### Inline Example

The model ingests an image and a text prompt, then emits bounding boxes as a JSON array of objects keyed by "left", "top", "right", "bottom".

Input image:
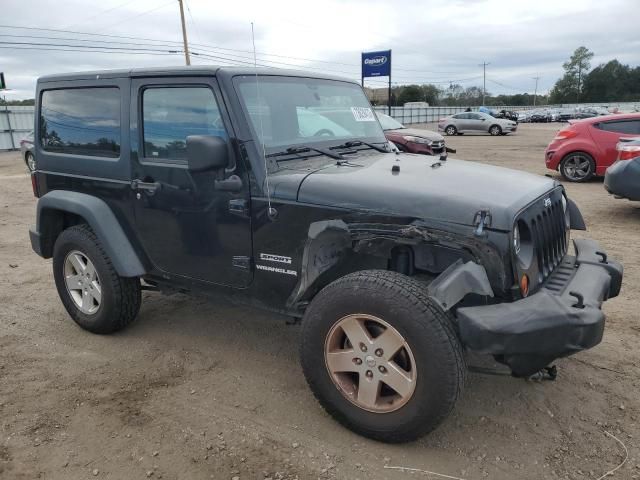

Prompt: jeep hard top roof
[{"left": 37, "top": 66, "right": 354, "bottom": 84}]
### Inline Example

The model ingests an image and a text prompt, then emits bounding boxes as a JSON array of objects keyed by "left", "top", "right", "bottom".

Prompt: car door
[
  {"left": 130, "top": 76, "right": 253, "bottom": 288},
  {"left": 466, "top": 113, "right": 487, "bottom": 132},
  {"left": 452, "top": 113, "right": 469, "bottom": 131},
  {"left": 590, "top": 119, "right": 640, "bottom": 174}
]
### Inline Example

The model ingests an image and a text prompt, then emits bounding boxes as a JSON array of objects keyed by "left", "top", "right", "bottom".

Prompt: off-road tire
[
  {"left": 489, "top": 125, "right": 502, "bottom": 136},
  {"left": 444, "top": 125, "right": 457, "bottom": 136},
  {"left": 53, "top": 224, "right": 141, "bottom": 334},
  {"left": 300, "top": 270, "right": 466, "bottom": 443},
  {"left": 560, "top": 152, "right": 595, "bottom": 182}
]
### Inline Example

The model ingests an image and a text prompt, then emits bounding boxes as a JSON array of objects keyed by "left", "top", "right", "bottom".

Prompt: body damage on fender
[{"left": 287, "top": 218, "right": 510, "bottom": 310}]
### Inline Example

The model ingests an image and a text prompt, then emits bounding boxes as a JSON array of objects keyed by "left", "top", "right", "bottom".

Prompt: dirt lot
[{"left": 1, "top": 123, "right": 638, "bottom": 480}]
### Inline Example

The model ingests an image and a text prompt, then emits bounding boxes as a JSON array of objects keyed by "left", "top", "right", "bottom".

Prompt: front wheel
[
  {"left": 53, "top": 225, "right": 141, "bottom": 334},
  {"left": 300, "top": 270, "right": 465, "bottom": 442},
  {"left": 489, "top": 125, "right": 502, "bottom": 136}
]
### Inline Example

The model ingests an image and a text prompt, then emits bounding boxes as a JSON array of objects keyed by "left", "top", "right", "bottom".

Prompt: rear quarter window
[
  {"left": 39, "top": 87, "right": 121, "bottom": 158},
  {"left": 595, "top": 120, "right": 640, "bottom": 135}
]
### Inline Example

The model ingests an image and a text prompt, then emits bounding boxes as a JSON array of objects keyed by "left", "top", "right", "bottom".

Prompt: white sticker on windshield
[{"left": 351, "top": 107, "right": 376, "bottom": 122}]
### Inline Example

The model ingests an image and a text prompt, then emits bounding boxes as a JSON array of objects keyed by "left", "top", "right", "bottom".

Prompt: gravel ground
[{"left": 0, "top": 123, "right": 638, "bottom": 480}]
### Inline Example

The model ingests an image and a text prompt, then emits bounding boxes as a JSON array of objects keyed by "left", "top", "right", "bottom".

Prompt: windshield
[
  {"left": 234, "top": 75, "right": 387, "bottom": 152},
  {"left": 376, "top": 112, "right": 404, "bottom": 130}
]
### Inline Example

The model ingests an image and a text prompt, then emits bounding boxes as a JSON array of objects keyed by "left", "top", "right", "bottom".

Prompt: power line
[
  {"left": 0, "top": 24, "right": 476, "bottom": 77},
  {"left": 94, "top": 0, "right": 176, "bottom": 33}
]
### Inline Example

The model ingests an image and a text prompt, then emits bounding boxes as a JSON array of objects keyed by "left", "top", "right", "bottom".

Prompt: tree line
[{"left": 369, "top": 47, "right": 638, "bottom": 107}]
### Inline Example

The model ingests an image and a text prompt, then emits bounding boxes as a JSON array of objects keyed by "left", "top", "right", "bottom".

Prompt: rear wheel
[
  {"left": 560, "top": 152, "right": 595, "bottom": 182},
  {"left": 444, "top": 125, "right": 457, "bottom": 136},
  {"left": 300, "top": 270, "right": 465, "bottom": 442},
  {"left": 53, "top": 225, "right": 141, "bottom": 334},
  {"left": 489, "top": 125, "right": 502, "bottom": 136}
]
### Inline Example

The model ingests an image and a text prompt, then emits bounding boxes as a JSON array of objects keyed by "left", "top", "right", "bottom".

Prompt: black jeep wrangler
[{"left": 30, "top": 67, "right": 622, "bottom": 442}]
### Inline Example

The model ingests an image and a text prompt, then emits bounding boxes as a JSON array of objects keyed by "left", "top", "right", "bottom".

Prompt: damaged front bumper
[{"left": 456, "top": 238, "right": 623, "bottom": 377}]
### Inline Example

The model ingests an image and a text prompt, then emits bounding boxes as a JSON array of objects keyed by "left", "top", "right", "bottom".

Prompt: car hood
[
  {"left": 385, "top": 128, "right": 444, "bottom": 142},
  {"left": 282, "top": 152, "right": 558, "bottom": 231}
]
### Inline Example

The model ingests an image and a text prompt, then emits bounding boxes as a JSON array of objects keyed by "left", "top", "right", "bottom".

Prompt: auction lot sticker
[{"left": 351, "top": 107, "right": 376, "bottom": 122}]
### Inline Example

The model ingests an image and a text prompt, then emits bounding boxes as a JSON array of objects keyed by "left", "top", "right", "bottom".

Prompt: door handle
[{"left": 131, "top": 179, "right": 161, "bottom": 195}]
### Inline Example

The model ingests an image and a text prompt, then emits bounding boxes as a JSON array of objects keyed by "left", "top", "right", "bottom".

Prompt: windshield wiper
[
  {"left": 330, "top": 140, "right": 389, "bottom": 153},
  {"left": 265, "top": 145, "right": 344, "bottom": 160}
]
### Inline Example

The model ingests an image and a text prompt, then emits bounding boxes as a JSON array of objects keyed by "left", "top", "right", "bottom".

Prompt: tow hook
[{"left": 525, "top": 365, "right": 558, "bottom": 382}]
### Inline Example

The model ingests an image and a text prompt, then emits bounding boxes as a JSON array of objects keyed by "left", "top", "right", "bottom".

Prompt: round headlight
[{"left": 513, "top": 224, "right": 521, "bottom": 254}]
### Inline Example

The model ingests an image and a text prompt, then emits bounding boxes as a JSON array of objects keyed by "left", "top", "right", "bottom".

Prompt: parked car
[
  {"left": 545, "top": 113, "right": 640, "bottom": 182},
  {"left": 376, "top": 112, "right": 449, "bottom": 155},
  {"left": 604, "top": 138, "right": 640, "bottom": 200},
  {"left": 29, "top": 66, "right": 621, "bottom": 443},
  {"left": 516, "top": 111, "right": 531, "bottom": 123},
  {"left": 20, "top": 131, "right": 36, "bottom": 171},
  {"left": 530, "top": 109, "right": 552, "bottom": 123},
  {"left": 438, "top": 111, "right": 517, "bottom": 136},
  {"left": 495, "top": 109, "right": 518, "bottom": 122}
]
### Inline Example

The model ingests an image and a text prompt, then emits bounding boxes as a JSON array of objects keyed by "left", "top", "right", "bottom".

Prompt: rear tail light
[
  {"left": 438, "top": 118, "right": 445, "bottom": 122},
  {"left": 616, "top": 142, "right": 640, "bottom": 161},
  {"left": 31, "top": 173, "right": 40, "bottom": 198},
  {"left": 553, "top": 129, "right": 578, "bottom": 141}
]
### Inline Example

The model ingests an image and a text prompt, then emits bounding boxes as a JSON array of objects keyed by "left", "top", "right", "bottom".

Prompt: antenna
[{"left": 251, "top": 22, "right": 277, "bottom": 221}]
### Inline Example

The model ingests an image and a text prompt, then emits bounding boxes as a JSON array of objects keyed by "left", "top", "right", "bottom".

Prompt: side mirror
[{"left": 186, "top": 135, "right": 228, "bottom": 172}]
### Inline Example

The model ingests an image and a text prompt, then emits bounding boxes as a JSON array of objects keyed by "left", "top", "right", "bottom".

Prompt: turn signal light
[
  {"left": 553, "top": 129, "right": 578, "bottom": 141},
  {"left": 520, "top": 274, "right": 530, "bottom": 297}
]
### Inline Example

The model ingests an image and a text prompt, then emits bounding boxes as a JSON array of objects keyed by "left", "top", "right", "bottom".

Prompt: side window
[
  {"left": 40, "top": 87, "right": 120, "bottom": 158},
  {"left": 142, "top": 86, "right": 226, "bottom": 161},
  {"left": 453, "top": 113, "right": 467, "bottom": 119},
  {"left": 596, "top": 120, "right": 640, "bottom": 135},
  {"left": 468, "top": 113, "right": 481, "bottom": 120}
]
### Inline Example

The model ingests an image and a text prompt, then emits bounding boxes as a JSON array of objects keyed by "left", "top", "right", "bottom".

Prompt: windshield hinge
[{"left": 473, "top": 209, "right": 492, "bottom": 236}]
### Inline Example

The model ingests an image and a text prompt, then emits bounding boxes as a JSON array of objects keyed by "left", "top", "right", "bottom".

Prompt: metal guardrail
[{"left": 0, "top": 106, "right": 33, "bottom": 150}]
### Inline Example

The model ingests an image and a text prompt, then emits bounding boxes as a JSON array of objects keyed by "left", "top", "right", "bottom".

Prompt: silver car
[
  {"left": 438, "top": 111, "right": 517, "bottom": 136},
  {"left": 20, "top": 131, "right": 36, "bottom": 171}
]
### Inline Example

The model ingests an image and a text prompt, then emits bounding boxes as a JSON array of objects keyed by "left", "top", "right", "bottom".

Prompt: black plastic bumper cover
[
  {"left": 457, "top": 238, "right": 623, "bottom": 376},
  {"left": 604, "top": 158, "right": 640, "bottom": 201}
]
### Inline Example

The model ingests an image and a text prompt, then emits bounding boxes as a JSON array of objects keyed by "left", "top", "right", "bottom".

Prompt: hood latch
[{"left": 473, "top": 209, "right": 492, "bottom": 236}]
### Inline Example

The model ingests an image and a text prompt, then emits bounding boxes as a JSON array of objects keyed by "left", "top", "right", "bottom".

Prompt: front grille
[{"left": 529, "top": 198, "right": 567, "bottom": 280}]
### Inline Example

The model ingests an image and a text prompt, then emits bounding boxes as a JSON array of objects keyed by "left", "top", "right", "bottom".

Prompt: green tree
[
  {"left": 550, "top": 47, "right": 594, "bottom": 103},
  {"left": 397, "top": 85, "right": 424, "bottom": 105},
  {"left": 582, "top": 60, "right": 639, "bottom": 102}
]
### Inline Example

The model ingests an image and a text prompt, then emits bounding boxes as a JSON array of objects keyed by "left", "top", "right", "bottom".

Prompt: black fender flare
[
  {"left": 567, "top": 197, "right": 586, "bottom": 230},
  {"left": 33, "top": 190, "right": 146, "bottom": 277}
]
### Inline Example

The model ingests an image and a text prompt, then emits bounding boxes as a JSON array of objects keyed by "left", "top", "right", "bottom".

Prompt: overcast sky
[{"left": 1, "top": 0, "right": 639, "bottom": 99}]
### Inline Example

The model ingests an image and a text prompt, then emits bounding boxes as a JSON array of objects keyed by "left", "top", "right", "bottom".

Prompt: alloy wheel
[
  {"left": 26, "top": 152, "right": 36, "bottom": 172},
  {"left": 63, "top": 250, "right": 102, "bottom": 314},
  {"left": 563, "top": 154, "right": 593, "bottom": 181},
  {"left": 324, "top": 313, "right": 417, "bottom": 413}
]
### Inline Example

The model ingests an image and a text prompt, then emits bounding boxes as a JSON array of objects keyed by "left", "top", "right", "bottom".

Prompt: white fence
[
  {"left": 2, "top": 101, "right": 640, "bottom": 150},
  {"left": 0, "top": 106, "right": 33, "bottom": 150},
  {"left": 374, "top": 101, "right": 640, "bottom": 125}
]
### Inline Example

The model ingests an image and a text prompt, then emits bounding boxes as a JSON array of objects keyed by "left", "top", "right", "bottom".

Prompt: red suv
[{"left": 545, "top": 113, "right": 640, "bottom": 182}]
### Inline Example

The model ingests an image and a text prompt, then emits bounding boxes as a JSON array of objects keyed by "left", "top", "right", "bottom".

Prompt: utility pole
[
  {"left": 177, "top": 0, "right": 190, "bottom": 66},
  {"left": 479, "top": 62, "right": 490, "bottom": 105},
  {"left": 532, "top": 76, "right": 540, "bottom": 106}
]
